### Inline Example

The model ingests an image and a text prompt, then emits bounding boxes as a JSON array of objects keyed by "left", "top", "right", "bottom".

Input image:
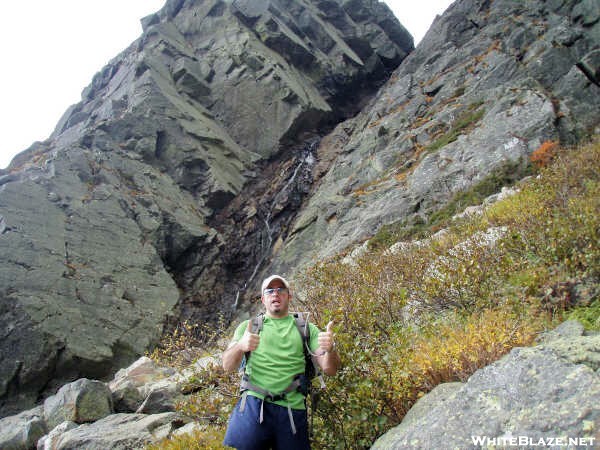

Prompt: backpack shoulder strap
[
  {"left": 291, "top": 312, "right": 326, "bottom": 387},
  {"left": 292, "top": 312, "right": 309, "bottom": 339},
  {"left": 252, "top": 313, "right": 265, "bottom": 334}
]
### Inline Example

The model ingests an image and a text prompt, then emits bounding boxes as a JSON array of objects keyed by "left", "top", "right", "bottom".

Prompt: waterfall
[{"left": 232, "top": 142, "right": 317, "bottom": 309}]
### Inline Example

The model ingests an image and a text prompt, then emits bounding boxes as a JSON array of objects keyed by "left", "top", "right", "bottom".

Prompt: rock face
[
  {"left": 272, "top": 0, "right": 600, "bottom": 273},
  {"left": 0, "top": 0, "right": 411, "bottom": 416},
  {"left": 370, "top": 321, "right": 600, "bottom": 449},
  {"left": 0, "top": 0, "right": 598, "bottom": 421}
]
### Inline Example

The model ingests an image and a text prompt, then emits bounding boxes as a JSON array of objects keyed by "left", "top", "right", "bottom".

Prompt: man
[{"left": 222, "top": 274, "right": 341, "bottom": 449}]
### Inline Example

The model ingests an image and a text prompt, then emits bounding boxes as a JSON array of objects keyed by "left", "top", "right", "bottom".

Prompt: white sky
[{"left": 0, "top": 0, "right": 453, "bottom": 169}]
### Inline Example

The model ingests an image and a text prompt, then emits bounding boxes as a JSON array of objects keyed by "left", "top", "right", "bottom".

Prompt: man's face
[{"left": 261, "top": 279, "right": 291, "bottom": 318}]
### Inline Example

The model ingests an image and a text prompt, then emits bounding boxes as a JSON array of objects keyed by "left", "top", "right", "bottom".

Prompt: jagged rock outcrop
[
  {"left": 272, "top": 0, "right": 600, "bottom": 274},
  {"left": 0, "top": 0, "right": 411, "bottom": 416},
  {"left": 370, "top": 321, "right": 600, "bottom": 449}
]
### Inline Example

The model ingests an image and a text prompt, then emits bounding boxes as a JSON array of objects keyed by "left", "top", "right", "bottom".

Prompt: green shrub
[
  {"left": 145, "top": 427, "right": 227, "bottom": 450},
  {"left": 566, "top": 298, "right": 600, "bottom": 330},
  {"left": 177, "top": 362, "right": 238, "bottom": 424},
  {"left": 486, "top": 139, "right": 599, "bottom": 281},
  {"left": 297, "top": 252, "right": 546, "bottom": 449},
  {"left": 148, "top": 314, "right": 229, "bottom": 369}
]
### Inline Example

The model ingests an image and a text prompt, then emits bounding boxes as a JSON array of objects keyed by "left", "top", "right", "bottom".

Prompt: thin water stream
[{"left": 232, "top": 143, "right": 317, "bottom": 310}]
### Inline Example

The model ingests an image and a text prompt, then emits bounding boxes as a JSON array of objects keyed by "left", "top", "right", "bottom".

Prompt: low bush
[
  {"left": 146, "top": 427, "right": 226, "bottom": 450},
  {"left": 297, "top": 245, "right": 546, "bottom": 449},
  {"left": 566, "top": 298, "right": 600, "bottom": 330},
  {"left": 148, "top": 314, "right": 229, "bottom": 369}
]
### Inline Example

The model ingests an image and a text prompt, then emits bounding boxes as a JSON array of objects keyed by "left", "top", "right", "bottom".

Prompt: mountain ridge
[{"left": 0, "top": 0, "right": 413, "bottom": 416}]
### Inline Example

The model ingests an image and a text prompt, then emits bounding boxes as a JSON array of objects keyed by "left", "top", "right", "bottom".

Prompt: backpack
[{"left": 238, "top": 312, "right": 325, "bottom": 434}]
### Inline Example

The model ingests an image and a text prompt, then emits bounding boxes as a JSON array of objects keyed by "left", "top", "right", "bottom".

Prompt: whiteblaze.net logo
[{"left": 471, "top": 435, "right": 596, "bottom": 447}]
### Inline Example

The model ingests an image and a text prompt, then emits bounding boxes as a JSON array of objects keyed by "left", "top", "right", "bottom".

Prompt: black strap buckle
[{"left": 267, "top": 393, "right": 286, "bottom": 402}]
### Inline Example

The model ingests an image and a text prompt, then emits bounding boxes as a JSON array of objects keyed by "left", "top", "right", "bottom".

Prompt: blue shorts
[{"left": 223, "top": 395, "right": 310, "bottom": 450}]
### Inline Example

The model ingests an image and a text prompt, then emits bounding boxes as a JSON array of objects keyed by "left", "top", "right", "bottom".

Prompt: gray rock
[
  {"left": 172, "top": 420, "right": 203, "bottom": 437},
  {"left": 398, "top": 382, "right": 463, "bottom": 431},
  {"left": 37, "top": 412, "right": 188, "bottom": 450},
  {"left": 37, "top": 421, "right": 78, "bottom": 450},
  {"left": 370, "top": 323, "right": 600, "bottom": 449},
  {"left": 0, "top": 406, "right": 46, "bottom": 450},
  {"left": 540, "top": 319, "right": 585, "bottom": 343},
  {"left": 136, "top": 386, "right": 183, "bottom": 414},
  {"left": 0, "top": 150, "right": 181, "bottom": 416},
  {"left": 572, "top": 0, "right": 600, "bottom": 26},
  {"left": 108, "top": 355, "right": 220, "bottom": 415},
  {"left": 43, "top": 379, "right": 113, "bottom": 430},
  {"left": 109, "top": 357, "right": 177, "bottom": 413}
]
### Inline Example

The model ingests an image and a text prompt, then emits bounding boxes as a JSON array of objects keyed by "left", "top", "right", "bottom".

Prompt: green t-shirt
[{"left": 233, "top": 315, "right": 320, "bottom": 410}]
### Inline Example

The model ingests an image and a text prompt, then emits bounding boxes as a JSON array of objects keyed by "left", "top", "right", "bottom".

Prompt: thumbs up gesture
[
  {"left": 318, "top": 321, "right": 336, "bottom": 353},
  {"left": 239, "top": 319, "right": 260, "bottom": 352}
]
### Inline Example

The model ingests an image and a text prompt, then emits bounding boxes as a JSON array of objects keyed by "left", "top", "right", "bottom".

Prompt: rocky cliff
[
  {"left": 0, "top": 0, "right": 598, "bottom": 420},
  {"left": 0, "top": 0, "right": 412, "bottom": 416},
  {"left": 272, "top": 0, "right": 600, "bottom": 273}
]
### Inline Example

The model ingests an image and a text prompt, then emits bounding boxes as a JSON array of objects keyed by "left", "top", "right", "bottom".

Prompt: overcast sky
[{"left": 0, "top": 0, "right": 453, "bottom": 169}]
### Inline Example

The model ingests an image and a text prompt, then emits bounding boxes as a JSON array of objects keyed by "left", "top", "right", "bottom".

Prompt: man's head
[{"left": 261, "top": 275, "right": 291, "bottom": 318}]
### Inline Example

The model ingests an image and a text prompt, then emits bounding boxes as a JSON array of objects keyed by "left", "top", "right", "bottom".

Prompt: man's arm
[
  {"left": 222, "top": 340, "right": 245, "bottom": 372},
  {"left": 222, "top": 320, "right": 260, "bottom": 372},
  {"left": 314, "top": 321, "right": 341, "bottom": 376},
  {"left": 315, "top": 348, "right": 341, "bottom": 376}
]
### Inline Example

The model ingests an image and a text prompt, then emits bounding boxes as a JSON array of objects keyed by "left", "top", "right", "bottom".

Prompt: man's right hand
[{"left": 238, "top": 319, "right": 260, "bottom": 352}]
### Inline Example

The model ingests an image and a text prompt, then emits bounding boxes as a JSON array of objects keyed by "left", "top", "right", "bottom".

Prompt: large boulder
[
  {"left": 43, "top": 378, "right": 113, "bottom": 430},
  {"left": 108, "top": 354, "right": 220, "bottom": 414},
  {"left": 37, "top": 421, "right": 78, "bottom": 450},
  {"left": 0, "top": 150, "right": 181, "bottom": 416},
  {"left": 371, "top": 321, "right": 600, "bottom": 449}
]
